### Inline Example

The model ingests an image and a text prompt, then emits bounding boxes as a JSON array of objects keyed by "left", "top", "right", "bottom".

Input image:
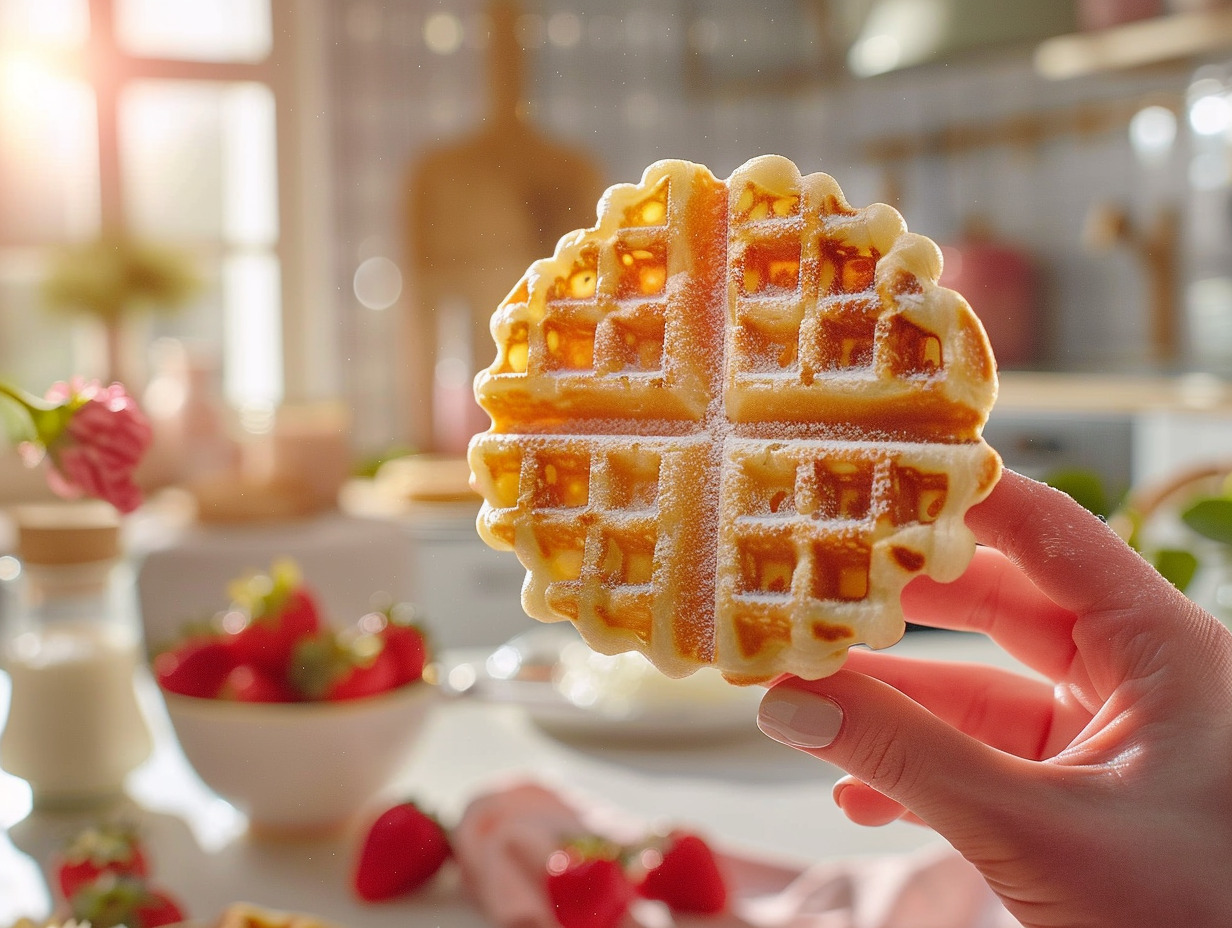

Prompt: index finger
[
  {"left": 964, "top": 469, "right": 1174, "bottom": 617},
  {"left": 906, "top": 469, "right": 1192, "bottom": 685},
  {"left": 902, "top": 545, "right": 1079, "bottom": 682}
]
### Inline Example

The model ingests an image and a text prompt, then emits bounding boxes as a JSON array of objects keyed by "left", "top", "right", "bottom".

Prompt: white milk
[{"left": 0, "top": 621, "right": 151, "bottom": 806}]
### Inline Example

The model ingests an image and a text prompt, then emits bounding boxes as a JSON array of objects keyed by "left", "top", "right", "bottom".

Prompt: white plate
[{"left": 447, "top": 627, "right": 765, "bottom": 744}]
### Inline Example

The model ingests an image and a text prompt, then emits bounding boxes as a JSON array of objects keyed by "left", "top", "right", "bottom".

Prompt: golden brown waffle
[
  {"left": 469, "top": 155, "right": 1001, "bottom": 683},
  {"left": 216, "top": 903, "right": 339, "bottom": 928}
]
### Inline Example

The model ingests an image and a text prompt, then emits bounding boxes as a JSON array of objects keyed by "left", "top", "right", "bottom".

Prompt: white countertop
[{"left": 0, "top": 631, "right": 1019, "bottom": 927}]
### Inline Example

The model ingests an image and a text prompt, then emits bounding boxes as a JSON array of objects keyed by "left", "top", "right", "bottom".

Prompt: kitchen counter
[
  {"left": 988, "top": 371, "right": 1232, "bottom": 500},
  {"left": 0, "top": 631, "right": 1023, "bottom": 927}
]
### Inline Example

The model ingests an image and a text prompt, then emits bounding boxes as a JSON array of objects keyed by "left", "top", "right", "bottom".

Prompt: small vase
[{"left": 140, "top": 338, "right": 239, "bottom": 488}]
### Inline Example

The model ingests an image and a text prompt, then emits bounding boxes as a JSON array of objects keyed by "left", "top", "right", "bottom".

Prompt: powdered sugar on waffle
[{"left": 469, "top": 155, "right": 1000, "bottom": 683}]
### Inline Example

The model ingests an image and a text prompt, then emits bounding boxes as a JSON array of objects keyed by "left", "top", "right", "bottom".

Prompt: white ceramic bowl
[{"left": 161, "top": 681, "right": 438, "bottom": 835}]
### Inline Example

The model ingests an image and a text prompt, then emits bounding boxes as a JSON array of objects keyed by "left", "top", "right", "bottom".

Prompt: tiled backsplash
[{"left": 325, "top": 0, "right": 1227, "bottom": 450}]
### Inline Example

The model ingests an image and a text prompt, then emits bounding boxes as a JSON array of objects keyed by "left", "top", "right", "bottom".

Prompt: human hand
[{"left": 757, "top": 469, "right": 1232, "bottom": 928}]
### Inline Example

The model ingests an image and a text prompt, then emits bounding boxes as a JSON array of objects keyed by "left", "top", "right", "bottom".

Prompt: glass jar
[{"left": 0, "top": 502, "right": 152, "bottom": 809}]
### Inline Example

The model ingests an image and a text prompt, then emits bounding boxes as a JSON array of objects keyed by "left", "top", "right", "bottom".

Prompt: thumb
[{"left": 758, "top": 671, "right": 1024, "bottom": 839}]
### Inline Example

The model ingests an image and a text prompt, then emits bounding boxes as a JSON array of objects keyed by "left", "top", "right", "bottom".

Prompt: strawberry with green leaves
[
  {"left": 224, "top": 559, "right": 321, "bottom": 675},
  {"left": 544, "top": 838, "right": 634, "bottom": 928},
  {"left": 69, "top": 872, "right": 185, "bottom": 928},
  {"left": 635, "top": 831, "right": 728, "bottom": 915},
  {"left": 290, "top": 627, "right": 405, "bottom": 702},
  {"left": 353, "top": 800, "right": 451, "bottom": 901},
  {"left": 55, "top": 822, "right": 148, "bottom": 901},
  {"left": 57, "top": 823, "right": 185, "bottom": 928},
  {"left": 152, "top": 561, "right": 433, "bottom": 704}
]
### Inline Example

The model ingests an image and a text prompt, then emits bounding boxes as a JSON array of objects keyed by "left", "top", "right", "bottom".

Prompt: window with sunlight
[{"left": 0, "top": 0, "right": 283, "bottom": 419}]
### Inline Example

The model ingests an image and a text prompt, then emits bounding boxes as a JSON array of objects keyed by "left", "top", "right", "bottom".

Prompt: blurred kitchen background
[{"left": 7, "top": 0, "right": 1232, "bottom": 636}]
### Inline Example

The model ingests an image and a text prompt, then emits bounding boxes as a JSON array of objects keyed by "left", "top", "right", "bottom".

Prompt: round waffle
[{"left": 469, "top": 155, "right": 1001, "bottom": 684}]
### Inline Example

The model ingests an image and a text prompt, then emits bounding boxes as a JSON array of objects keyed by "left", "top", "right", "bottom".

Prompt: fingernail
[{"left": 757, "top": 688, "right": 843, "bottom": 749}]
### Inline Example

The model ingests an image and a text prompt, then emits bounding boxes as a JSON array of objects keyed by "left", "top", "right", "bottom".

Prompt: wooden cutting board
[{"left": 405, "top": 0, "right": 606, "bottom": 453}]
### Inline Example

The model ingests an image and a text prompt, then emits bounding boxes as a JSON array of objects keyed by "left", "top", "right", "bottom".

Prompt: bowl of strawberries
[{"left": 151, "top": 559, "right": 438, "bottom": 836}]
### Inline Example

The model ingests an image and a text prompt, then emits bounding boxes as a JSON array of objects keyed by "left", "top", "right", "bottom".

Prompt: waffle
[
  {"left": 216, "top": 903, "right": 339, "bottom": 928},
  {"left": 469, "top": 155, "right": 1001, "bottom": 684}
]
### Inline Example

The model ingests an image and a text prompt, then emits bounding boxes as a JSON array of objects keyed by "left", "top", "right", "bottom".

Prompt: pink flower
[
  {"left": 38, "top": 379, "right": 152, "bottom": 514},
  {"left": 3, "top": 376, "right": 153, "bottom": 513}
]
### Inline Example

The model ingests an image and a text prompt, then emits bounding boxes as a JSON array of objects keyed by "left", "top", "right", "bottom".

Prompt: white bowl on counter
[{"left": 160, "top": 679, "right": 438, "bottom": 837}]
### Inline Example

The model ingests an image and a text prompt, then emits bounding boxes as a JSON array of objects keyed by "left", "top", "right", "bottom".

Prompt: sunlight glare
[
  {"left": 0, "top": 0, "right": 88, "bottom": 47},
  {"left": 0, "top": 53, "right": 75, "bottom": 115}
]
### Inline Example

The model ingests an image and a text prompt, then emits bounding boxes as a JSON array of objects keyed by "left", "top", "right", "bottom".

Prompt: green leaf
[
  {"left": 1152, "top": 547, "right": 1199, "bottom": 593},
  {"left": 1121, "top": 507, "right": 1145, "bottom": 552},
  {"left": 1181, "top": 497, "right": 1232, "bottom": 546},
  {"left": 0, "top": 394, "right": 33, "bottom": 445},
  {"left": 1044, "top": 468, "right": 1111, "bottom": 519}
]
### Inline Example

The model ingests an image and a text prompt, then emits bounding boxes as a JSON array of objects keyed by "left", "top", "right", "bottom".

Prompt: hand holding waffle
[
  {"left": 759, "top": 470, "right": 1232, "bottom": 928},
  {"left": 469, "top": 155, "right": 1000, "bottom": 683}
]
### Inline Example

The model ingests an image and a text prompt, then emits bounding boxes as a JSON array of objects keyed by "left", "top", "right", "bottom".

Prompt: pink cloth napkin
[{"left": 452, "top": 780, "right": 1021, "bottom": 928}]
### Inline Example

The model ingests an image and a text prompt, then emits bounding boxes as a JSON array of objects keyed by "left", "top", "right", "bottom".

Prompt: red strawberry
[
  {"left": 69, "top": 873, "right": 185, "bottom": 928},
  {"left": 220, "top": 663, "right": 300, "bottom": 703},
  {"left": 327, "top": 648, "right": 400, "bottom": 700},
  {"left": 545, "top": 842, "right": 634, "bottom": 928},
  {"left": 352, "top": 801, "right": 451, "bottom": 902},
  {"left": 56, "top": 822, "right": 148, "bottom": 900},
  {"left": 225, "top": 561, "right": 321, "bottom": 674},
  {"left": 291, "top": 629, "right": 403, "bottom": 702},
  {"left": 379, "top": 620, "right": 429, "bottom": 686},
  {"left": 131, "top": 888, "right": 186, "bottom": 928},
  {"left": 153, "top": 638, "right": 235, "bottom": 699},
  {"left": 636, "top": 831, "right": 727, "bottom": 915}
]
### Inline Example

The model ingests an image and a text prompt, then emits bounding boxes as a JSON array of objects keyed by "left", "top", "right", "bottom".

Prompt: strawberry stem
[{"left": 0, "top": 381, "right": 56, "bottom": 413}]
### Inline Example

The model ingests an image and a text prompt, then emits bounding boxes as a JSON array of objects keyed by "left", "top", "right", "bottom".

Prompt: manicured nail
[{"left": 758, "top": 688, "right": 843, "bottom": 749}]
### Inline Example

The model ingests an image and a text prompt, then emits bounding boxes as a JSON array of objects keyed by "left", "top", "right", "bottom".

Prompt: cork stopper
[{"left": 13, "top": 502, "right": 121, "bottom": 566}]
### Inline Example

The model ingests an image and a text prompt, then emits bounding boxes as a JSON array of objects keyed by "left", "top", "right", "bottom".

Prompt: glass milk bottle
[{"left": 0, "top": 502, "right": 152, "bottom": 809}]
